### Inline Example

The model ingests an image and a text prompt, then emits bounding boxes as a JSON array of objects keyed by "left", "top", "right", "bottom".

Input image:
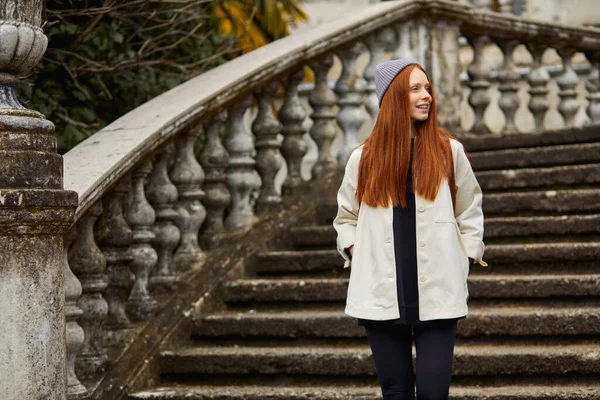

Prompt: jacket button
[
  {"left": 420, "top": 276, "right": 427, "bottom": 282},
  {"left": 418, "top": 206, "right": 425, "bottom": 213},
  {"left": 418, "top": 240, "right": 425, "bottom": 247}
]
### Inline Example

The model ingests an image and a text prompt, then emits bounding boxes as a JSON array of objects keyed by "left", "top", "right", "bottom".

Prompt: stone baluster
[
  {"left": 498, "top": 0, "right": 514, "bottom": 13},
  {"left": 97, "top": 178, "right": 135, "bottom": 347},
  {"left": 556, "top": 48, "right": 580, "bottom": 127},
  {"left": 125, "top": 160, "right": 158, "bottom": 321},
  {"left": 466, "top": 35, "right": 492, "bottom": 133},
  {"left": 170, "top": 127, "right": 207, "bottom": 270},
  {"left": 280, "top": 69, "right": 308, "bottom": 193},
  {"left": 200, "top": 112, "right": 231, "bottom": 249},
  {"left": 0, "top": 3, "right": 78, "bottom": 397},
  {"left": 364, "top": 28, "right": 395, "bottom": 121},
  {"left": 69, "top": 201, "right": 109, "bottom": 379},
  {"left": 497, "top": 39, "right": 521, "bottom": 133},
  {"left": 393, "top": 21, "right": 417, "bottom": 61},
  {"left": 526, "top": 43, "right": 550, "bottom": 130},
  {"left": 308, "top": 55, "right": 338, "bottom": 179},
  {"left": 147, "top": 144, "right": 181, "bottom": 290},
  {"left": 224, "top": 96, "right": 261, "bottom": 232},
  {"left": 585, "top": 51, "right": 600, "bottom": 124},
  {"left": 252, "top": 82, "right": 284, "bottom": 210},
  {"left": 64, "top": 229, "right": 87, "bottom": 399},
  {"left": 335, "top": 41, "right": 367, "bottom": 163}
]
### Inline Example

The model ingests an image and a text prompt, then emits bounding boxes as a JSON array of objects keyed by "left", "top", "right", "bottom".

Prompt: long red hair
[{"left": 356, "top": 64, "right": 455, "bottom": 208}]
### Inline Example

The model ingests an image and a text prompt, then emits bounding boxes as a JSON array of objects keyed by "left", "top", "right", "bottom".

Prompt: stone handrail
[
  {"left": 4, "top": 0, "right": 600, "bottom": 398},
  {"left": 63, "top": 0, "right": 600, "bottom": 220}
]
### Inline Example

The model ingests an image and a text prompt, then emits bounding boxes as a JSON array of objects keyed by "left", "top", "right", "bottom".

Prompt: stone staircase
[{"left": 130, "top": 128, "right": 600, "bottom": 399}]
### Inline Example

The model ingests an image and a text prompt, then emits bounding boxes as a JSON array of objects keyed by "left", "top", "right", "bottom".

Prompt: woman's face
[{"left": 409, "top": 68, "right": 432, "bottom": 122}]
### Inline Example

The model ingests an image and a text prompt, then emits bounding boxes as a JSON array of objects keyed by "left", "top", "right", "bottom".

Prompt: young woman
[{"left": 333, "top": 59, "right": 485, "bottom": 400}]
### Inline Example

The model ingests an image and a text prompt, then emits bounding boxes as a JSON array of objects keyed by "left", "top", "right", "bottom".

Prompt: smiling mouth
[{"left": 416, "top": 105, "right": 429, "bottom": 110}]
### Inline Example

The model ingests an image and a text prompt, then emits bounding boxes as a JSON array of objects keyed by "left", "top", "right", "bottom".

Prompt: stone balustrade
[{"left": 4, "top": 0, "right": 600, "bottom": 398}]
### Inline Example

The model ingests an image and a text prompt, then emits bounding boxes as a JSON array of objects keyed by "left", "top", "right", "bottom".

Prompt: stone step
[
  {"left": 485, "top": 214, "right": 600, "bottom": 237},
  {"left": 222, "top": 274, "right": 600, "bottom": 303},
  {"left": 460, "top": 125, "right": 600, "bottom": 152},
  {"left": 160, "top": 342, "right": 600, "bottom": 376},
  {"left": 290, "top": 226, "right": 335, "bottom": 247},
  {"left": 469, "top": 142, "right": 600, "bottom": 171},
  {"left": 484, "top": 242, "right": 600, "bottom": 263},
  {"left": 289, "top": 215, "right": 600, "bottom": 248},
  {"left": 253, "top": 243, "right": 600, "bottom": 273},
  {"left": 484, "top": 189, "right": 600, "bottom": 216},
  {"left": 253, "top": 249, "right": 342, "bottom": 273},
  {"left": 130, "top": 383, "right": 600, "bottom": 400},
  {"left": 318, "top": 189, "right": 600, "bottom": 222},
  {"left": 193, "top": 303, "right": 600, "bottom": 338},
  {"left": 477, "top": 163, "right": 600, "bottom": 191}
]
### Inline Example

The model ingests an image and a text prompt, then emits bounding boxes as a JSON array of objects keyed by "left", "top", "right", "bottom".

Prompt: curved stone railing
[{"left": 4, "top": 0, "right": 600, "bottom": 398}]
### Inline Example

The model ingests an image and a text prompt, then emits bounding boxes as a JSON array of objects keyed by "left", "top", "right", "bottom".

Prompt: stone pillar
[
  {"left": 585, "top": 51, "right": 600, "bottom": 124},
  {"left": 224, "top": 96, "right": 261, "bottom": 232},
  {"left": 147, "top": 144, "right": 181, "bottom": 291},
  {"left": 426, "top": 20, "right": 462, "bottom": 131},
  {"left": 200, "top": 112, "right": 231, "bottom": 249},
  {"left": 497, "top": 39, "right": 521, "bottom": 133},
  {"left": 556, "top": 47, "right": 580, "bottom": 128},
  {"left": 466, "top": 35, "right": 492, "bottom": 133},
  {"left": 253, "top": 82, "right": 284, "bottom": 210},
  {"left": 0, "top": 2, "right": 78, "bottom": 399},
  {"left": 280, "top": 69, "right": 308, "bottom": 193},
  {"left": 335, "top": 41, "right": 367, "bottom": 163},
  {"left": 526, "top": 43, "right": 550, "bottom": 131},
  {"left": 308, "top": 55, "right": 338, "bottom": 179}
]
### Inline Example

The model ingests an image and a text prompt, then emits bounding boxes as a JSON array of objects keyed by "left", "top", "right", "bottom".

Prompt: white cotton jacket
[{"left": 333, "top": 139, "right": 485, "bottom": 321}]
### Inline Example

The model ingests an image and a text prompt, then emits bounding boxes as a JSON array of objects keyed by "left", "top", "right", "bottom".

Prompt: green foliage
[{"left": 18, "top": 0, "right": 238, "bottom": 153}]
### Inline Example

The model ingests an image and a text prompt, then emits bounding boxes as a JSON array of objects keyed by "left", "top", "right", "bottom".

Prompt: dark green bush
[{"left": 18, "top": 0, "right": 237, "bottom": 153}]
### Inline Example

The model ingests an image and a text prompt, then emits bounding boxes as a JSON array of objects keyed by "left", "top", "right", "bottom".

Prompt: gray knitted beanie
[{"left": 375, "top": 59, "right": 418, "bottom": 107}]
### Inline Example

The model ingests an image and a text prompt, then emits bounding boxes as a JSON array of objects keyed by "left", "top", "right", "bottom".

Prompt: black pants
[{"left": 364, "top": 319, "right": 458, "bottom": 400}]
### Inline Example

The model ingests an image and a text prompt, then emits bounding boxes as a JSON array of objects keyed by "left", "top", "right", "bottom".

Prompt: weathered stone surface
[
  {"left": 0, "top": 0, "right": 44, "bottom": 26},
  {"left": 483, "top": 189, "right": 600, "bottom": 215},
  {"left": 485, "top": 215, "right": 600, "bottom": 238},
  {"left": 160, "top": 345, "right": 375, "bottom": 376},
  {"left": 221, "top": 274, "right": 600, "bottom": 303},
  {"left": 469, "top": 142, "right": 600, "bottom": 171},
  {"left": 131, "top": 384, "right": 381, "bottom": 400},
  {"left": 477, "top": 164, "right": 600, "bottom": 191},
  {"left": 222, "top": 278, "right": 347, "bottom": 302},
  {"left": 0, "top": 3, "right": 77, "bottom": 399},
  {"left": 468, "top": 274, "right": 600, "bottom": 298},
  {"left": 0, "top": 189, "right": 77, "bottom": 235},
  {"left": 193, "top": 304, "right": 600, "bottom": 338},
  {"left": 289, "top": 225, "right": 336, "bottom": 247},
  {"left": 459, "top": 305, "right": 600, "bottom": 337},
  {"left": 0, "top": 151, "right": 62, "bottom": 188},
  {"left": 253, "top": 249, "right": 342, "bottom": 273},
  {"left": 460, "top": 125, "right": 600, "bottom": 152},
  {"left": 485, "top": 242, "right": 600, "bottom": 263},
  {"left": 131, "top": 384, "right": 600, "bottom": 400},
  {"left": 0, "top": 235, "right": 69, "bottom": 400},
  {"left": 160, "top": 343, "right": 600, "bottom": 376},
  {"left": 194, "top": 310, "right": 362, "bottom": 338}
]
